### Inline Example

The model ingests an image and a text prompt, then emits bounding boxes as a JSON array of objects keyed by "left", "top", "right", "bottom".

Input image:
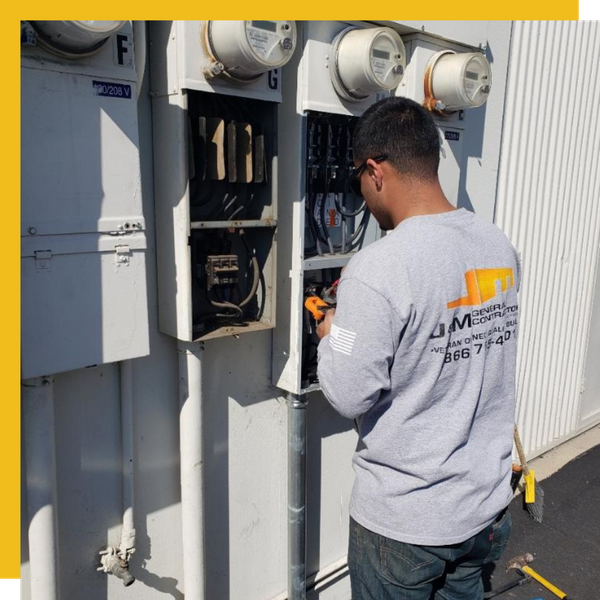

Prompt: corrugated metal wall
[{"left": 495, "top": 20, "right": 600, "bottom": 457}]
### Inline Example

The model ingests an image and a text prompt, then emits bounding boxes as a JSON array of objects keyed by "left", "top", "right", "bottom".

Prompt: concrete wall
[{"left": 21, "top": 20, "right": 513, "bottom": 600}]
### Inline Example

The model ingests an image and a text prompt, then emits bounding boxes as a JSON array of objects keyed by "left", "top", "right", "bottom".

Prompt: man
[{"left": 316, "top": 97, "right": 519, "bottom": 600}]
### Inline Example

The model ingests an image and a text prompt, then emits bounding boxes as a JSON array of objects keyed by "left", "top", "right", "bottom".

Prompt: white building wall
[
  {"left": 21, "top": 20, "right": 514, "bottom": 600},
  {"left": 495, "top": 20, "right": 600, "bottom": 457}
]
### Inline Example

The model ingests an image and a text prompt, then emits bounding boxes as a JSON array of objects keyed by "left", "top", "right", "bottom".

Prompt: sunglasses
[{"left": 349, "top": 154, "right": 388, "bottom": 196}]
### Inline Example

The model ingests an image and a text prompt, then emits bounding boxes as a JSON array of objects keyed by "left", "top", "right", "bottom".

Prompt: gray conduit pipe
[
  {"left": 22, "top": 376, "right": 59, "bottom": 600},
  {"left": 287, "top": 393, "right": 308, "bottom": 600},
  {"left": 98, "top": 361, "right": 136, "bottom": 585},
  {"left": 118, "top": 360, "right": 136, "bottom": 584},
  {"left": 178, "top": 341, "right": 206, "bottom": 600}
]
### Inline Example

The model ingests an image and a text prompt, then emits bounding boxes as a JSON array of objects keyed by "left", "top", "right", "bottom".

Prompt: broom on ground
[{"left": 514, "top": 424, "right": 544, "bottom": 523}]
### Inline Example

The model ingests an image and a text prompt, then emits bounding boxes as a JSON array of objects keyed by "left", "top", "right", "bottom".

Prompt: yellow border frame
[{"left": 11, "top": 9, "right": 579, "bottom": 582}]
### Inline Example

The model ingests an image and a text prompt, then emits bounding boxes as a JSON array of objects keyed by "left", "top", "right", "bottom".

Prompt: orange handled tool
[{"left": 304, "top": 296, "right": 331, "bottom": 321}]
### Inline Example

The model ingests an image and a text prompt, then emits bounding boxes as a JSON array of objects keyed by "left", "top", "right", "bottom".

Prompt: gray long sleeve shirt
[{"left": 317, "top": 208, "right": 520, "bottom": 546}]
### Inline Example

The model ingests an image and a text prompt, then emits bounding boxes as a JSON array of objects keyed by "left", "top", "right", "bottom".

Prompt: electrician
[{"left": 316, "top": 97, "right": 520, "bottom": 600}]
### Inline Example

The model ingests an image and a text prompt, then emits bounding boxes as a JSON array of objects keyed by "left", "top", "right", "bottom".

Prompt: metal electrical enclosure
[
  {"left": 273, "top": 22, "right": 488, "bottom": 395},
  {"left": 273, "top": 21, "right": 395, "bottom": 395},
  {"left": 20, "top": 21, "right": 149, "bottom": 379},
  {"left": 150, "top": 21, "right": 290, "bottom": 342}
]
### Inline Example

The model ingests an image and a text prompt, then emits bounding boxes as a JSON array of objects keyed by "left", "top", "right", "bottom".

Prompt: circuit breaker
[
  {"left": 20, "top": 21, "right": 149, "bottom": 379},
  {"left": 150, "top": 21, "right": 296, "bottom": 341},
  {"left": 273, "top": 21, "right": 405, "bottom": 394}
]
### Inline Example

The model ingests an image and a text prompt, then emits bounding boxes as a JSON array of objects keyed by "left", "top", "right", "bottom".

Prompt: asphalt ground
[{"left": 483, "top": 443, "right": 600, "bottom": 600}]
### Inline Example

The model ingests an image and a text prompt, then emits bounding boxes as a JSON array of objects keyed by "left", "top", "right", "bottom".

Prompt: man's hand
[{"left": 317, "top": 309, "right": 336, "bottom": 339}]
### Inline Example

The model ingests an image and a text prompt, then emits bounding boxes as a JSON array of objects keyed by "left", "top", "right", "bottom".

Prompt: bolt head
[
  {"left": 28, "top": 227, "right": 37, "bottom": 235},
  {"left": 211, "top": 62, "right": 225, "bottom": 75}
]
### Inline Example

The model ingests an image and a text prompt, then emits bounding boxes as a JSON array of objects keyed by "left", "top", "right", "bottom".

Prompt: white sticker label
[
  {"left": 371, "top": 57, "right": 389, "bottom": 80},
  {"left": 314, "top": 194, "right": 341, "bottom": 228},
  {"left": 246, "top": 27, "right": 278, "bottom": 60}
]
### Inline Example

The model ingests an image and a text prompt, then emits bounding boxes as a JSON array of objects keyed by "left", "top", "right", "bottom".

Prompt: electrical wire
[
  {"left": 335, "top": 192, "right": 367, "bottom": 217},
  {"left": 236, "top": 229, "right": 260, "bottom": 308}
]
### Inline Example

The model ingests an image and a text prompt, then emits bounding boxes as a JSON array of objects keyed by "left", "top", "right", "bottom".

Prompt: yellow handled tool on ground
[
  {"left": 521, "top": 565, "right": 569, "bottom": 599},
  {"left": 507, "top": 553, "right": 570, "bottom": 599}
]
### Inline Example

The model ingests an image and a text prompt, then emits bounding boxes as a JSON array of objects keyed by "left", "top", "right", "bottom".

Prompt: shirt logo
[
  {"left": 329, "top": 324, "right": 357, "bottom": 356},
  {"left": 448, "top": 268, "right": 514, "bottom": 309}
]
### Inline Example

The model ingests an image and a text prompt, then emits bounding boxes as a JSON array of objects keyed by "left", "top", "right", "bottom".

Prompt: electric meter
[
  {"left": 205, "top": 21, "right": 297, "bottom": 82},
  {"left": 30, "top": 21, "right": 126, "bottom": 57},
  {"left": 425, "top": 51, "right": 492, "bottom": 111},
  {"left": 331, "top": 27, "right": 406, "bottom": 102}
]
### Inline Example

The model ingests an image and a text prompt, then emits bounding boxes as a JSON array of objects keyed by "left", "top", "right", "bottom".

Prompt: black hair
[{"left": 353, "top": 97, "right": 440, "bottom": 181}]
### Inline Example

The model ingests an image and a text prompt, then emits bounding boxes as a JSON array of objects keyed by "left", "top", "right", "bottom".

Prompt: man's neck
[{"left": 390, "top": 180, "right": 456, "bottom": 228}]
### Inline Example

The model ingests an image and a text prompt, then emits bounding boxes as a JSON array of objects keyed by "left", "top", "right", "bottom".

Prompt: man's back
[{"left": 318, "top": 208, "right": 520, "bottom": 545}]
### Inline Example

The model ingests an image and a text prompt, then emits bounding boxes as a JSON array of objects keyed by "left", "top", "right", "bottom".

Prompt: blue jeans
[{"left": 348, "top": 510, "right": 512, "bottom": 600}]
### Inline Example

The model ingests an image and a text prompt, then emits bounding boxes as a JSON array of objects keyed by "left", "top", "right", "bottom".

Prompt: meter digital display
[
  {"left": 372, "top": 49, "right": 391, "bottom": 60},
  {"left": 331, "top": 27, "right": 406, "bottom": 102},
  {"left": 206, "top": 20, "right": 297, "bottom": 82},
  {"left": 426, "top": 50, "right": 492, "bottom": 111},
  {"left": 251, "top": 21, "right": 278, "bottom": 33}
]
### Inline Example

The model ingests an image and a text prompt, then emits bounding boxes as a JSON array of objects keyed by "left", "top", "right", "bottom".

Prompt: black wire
[{"left": 335, "top": 191, "right": 367, "bottom": 217}]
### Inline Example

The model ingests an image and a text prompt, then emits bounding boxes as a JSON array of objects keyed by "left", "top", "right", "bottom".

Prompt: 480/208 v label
[{"left": 92, "top": 81, "right": 132, "bottom": 99}]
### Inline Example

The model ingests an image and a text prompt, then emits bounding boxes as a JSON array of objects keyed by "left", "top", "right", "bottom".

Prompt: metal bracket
[
  {"left": 34, "top": 249, "right": 52, "bottom": 271},
  {"left": 115, "top": 245, "right": 131, "bottom": 266}
]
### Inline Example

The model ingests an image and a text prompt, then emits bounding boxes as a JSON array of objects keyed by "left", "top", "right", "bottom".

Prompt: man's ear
[{"left": 366, "top": 159, "right": 384, "bottom": 191}]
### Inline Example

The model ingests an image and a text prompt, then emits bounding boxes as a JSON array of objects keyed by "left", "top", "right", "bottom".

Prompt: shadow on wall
[
  {"left": 452, "top": 41, "right": 493, "bottom": 215},
  {"left": 307, "top": 394, "right": 354, "bottom": 585}
]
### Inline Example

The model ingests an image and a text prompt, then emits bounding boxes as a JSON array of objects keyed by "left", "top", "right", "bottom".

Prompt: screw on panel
[
  {"left": 204, "top": 61, "right": 225, "bottom": 78},
  {"left": 28, "top": 227, "right": 37, "bottom": 235}
]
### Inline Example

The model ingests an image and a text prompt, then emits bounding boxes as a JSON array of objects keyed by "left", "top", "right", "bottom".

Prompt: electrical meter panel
[
  {"left": 396, "top": 33, "right": 490, "bottom": 205},
  {"left": 399, "top": 34, "right": 491, "bottom": 114},
  {"left": 273, "top": 21, "right": 400, "bottom": 395},
  {"left": 150, "top": 21, "right": 297, "bottom": 103},
  {"left": 297, "top": 21, "right": 406, "bottom": 117},
  {"left": 21, "top": 21, "right": 150, "bottom": 379},
  {"left": 150, "top": 21, "right": 290, "bottom": 341}
]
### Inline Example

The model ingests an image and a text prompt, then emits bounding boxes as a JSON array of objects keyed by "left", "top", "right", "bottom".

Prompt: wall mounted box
[
  {"left": 150, "top": 21, "right": 282, "bottom": 342},
  {"left": 21, "top": 21, "right": 150, "bottom": 378}
]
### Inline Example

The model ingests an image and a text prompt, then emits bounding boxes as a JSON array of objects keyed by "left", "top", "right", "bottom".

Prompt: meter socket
[
  {"left": 205, "top": 20, "right": 297, "bottom": 82},
  {"left": 425, "top": 50, "right": 492, "bottom": 112},
  {"left": 30, "top": 21, "right": 126, "bottom": 57},
  {"left": 331, "top": 27, "right": 406, "bottom": 102}
]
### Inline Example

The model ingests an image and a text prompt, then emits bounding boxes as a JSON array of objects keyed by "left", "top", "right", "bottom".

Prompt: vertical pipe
[
  {"left": 22, "top": 376, "right": 59, "bottom": 600},
  {"left": 178, "top": 341, "right": 206, "bottom": 600},
  {"left": 287, "top": 392, "right": 307, "bottom": 600},
  {"left": 119, "top": 361, "right": 136, "bottom": 582}
]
